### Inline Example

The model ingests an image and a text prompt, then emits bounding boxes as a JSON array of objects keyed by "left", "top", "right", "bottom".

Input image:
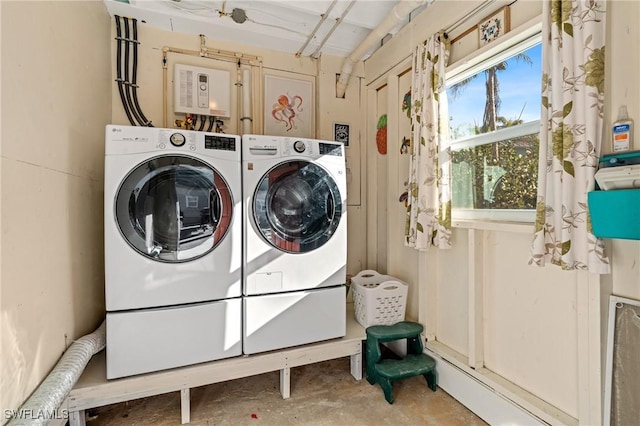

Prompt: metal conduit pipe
[
  {"left": 311, "top": 0, "right": 357, "bottom": 59},
  {"left": 8, "top": 321, "right": 106, "bottom": 426},
  {"left": 241, "top": 68, "right": 253, "bottom": 134},
  {"left": 335, "top": 0, "right": 434, "bottom": 98},
  {"left": 296, "top": 0, "right": 338, "bottom": 58}
]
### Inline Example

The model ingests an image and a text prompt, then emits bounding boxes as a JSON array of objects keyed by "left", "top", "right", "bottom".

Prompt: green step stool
[{"left": 365, "top": 321, "right": 437, "bottom": 404}]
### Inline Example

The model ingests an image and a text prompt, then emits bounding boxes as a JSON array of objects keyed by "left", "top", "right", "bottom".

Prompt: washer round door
[
  {"left": 115, "top": 155, "right": 233, "bottom": 262},
  {"left": 253, "top": 160, "right": 343, "bottom": 253}
]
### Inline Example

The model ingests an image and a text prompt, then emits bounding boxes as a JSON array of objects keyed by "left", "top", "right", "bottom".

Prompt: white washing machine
[
  {"left": 242, "top": 134, "right": 347, "bottom": 354},
  {"left": 104, "top": 125, "right": 242, "bottom": 379}
]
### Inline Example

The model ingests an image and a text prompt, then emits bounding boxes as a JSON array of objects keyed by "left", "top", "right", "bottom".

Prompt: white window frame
[{"left": 445, "top": 22, "right": 543, "bottom": 224}]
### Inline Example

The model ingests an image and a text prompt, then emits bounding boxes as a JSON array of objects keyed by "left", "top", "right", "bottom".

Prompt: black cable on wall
[
  {"left": 115, "top": 16, "right": 135, "bottom": 126},
  {"left": 122, "top": 17, "right": 144, "bottom": 126},
  {"left": 114, "top": 16, "right": 153, "bottom": 127},
  {"left": 131, "top": 19, "right": 152, "bottom": 126}
]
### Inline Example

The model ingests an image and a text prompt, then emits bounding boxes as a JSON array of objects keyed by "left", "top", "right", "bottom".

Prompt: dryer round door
[
  {"left": 253, "top": 160, "right": 343, "bottom": 253},
  {"left": 115, "top": 155, "right": 233, "bottom": 262}
]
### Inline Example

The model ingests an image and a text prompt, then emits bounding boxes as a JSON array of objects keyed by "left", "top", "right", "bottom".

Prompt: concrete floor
[{"left": 88, "top": 358, "right": 487, "bottom": 426}]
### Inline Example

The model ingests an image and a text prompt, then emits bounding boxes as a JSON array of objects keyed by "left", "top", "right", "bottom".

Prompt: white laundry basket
[{"left": 351, "top": 270, "right": 408, "bottom": 328}]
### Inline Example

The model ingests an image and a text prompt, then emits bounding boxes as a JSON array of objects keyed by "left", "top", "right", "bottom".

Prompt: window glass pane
[
  {"left": 447, "top": 43, "right": 542, "bottom": 140},
  {"left": 452, "top": 132, "right": 539, "bottom": 210},
  {"left": 447, "top": 37, "right": 541, "bottom": 217}
]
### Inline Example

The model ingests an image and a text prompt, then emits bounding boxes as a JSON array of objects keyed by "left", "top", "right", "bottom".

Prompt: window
[{"left": 446, "top": 34, "right": 542, "bottom": 222}]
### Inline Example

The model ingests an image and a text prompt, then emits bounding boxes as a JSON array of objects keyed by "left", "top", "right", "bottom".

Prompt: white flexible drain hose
[{"left": 8, "top": 321, "right": 106, "bottom": 426}]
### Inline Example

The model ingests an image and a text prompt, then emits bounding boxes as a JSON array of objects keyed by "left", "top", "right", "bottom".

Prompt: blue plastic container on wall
[{"left": 587, "top": 189, "right": 640, "bottom": 240}]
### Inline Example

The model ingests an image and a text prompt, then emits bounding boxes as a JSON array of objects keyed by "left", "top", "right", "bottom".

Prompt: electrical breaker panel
[{"left": 174, "top": 64, "right": 231, "bottom": 118}]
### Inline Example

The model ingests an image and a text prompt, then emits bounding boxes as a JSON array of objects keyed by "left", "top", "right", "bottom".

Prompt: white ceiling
[{"left": 103, "top": 0, "right": 429, "bottom": 59}]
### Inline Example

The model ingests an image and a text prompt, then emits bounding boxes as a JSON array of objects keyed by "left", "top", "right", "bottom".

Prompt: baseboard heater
[{"left": 425, "top": 348, "right": 550, "bottom": 426}]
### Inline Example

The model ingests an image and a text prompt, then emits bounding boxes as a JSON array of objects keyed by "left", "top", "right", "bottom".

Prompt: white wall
[
  {"left": 363, "top": 0, "right": 639, "bottom": 424},
  {"left": 0, "top": 1, "right": 111, "bottom": 413},
  {"left": 605, "top": 1, "right": 640, "bottom": 302}
]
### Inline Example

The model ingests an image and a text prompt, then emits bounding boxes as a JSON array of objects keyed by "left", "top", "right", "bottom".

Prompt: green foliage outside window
[{"left": 451, "top": 133, "right": 539, "bottom": 210}]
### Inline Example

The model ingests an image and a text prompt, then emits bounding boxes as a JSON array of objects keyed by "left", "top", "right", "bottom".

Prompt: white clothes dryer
[
  {"left": 104, "top": 125, "right": 242, "bottom": 379},
  {"left": 242, "top": 134, "right": 347, "bottom": 354}
]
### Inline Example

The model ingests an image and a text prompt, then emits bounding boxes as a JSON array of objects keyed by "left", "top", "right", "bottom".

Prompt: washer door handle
[
  {"left": 326, "top": 192, "right": 335, "bottom": 222},
  {"left": 210, "top": 190, "right": 221, "bottom": 228}
]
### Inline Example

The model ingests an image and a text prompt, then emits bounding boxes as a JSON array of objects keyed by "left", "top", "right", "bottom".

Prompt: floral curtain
[
  {"left": 530, "top": 0, "right": 609, "bottom": 273},
  {"left": 405, "top": 32, "right": 451, "bottom": 250}
]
